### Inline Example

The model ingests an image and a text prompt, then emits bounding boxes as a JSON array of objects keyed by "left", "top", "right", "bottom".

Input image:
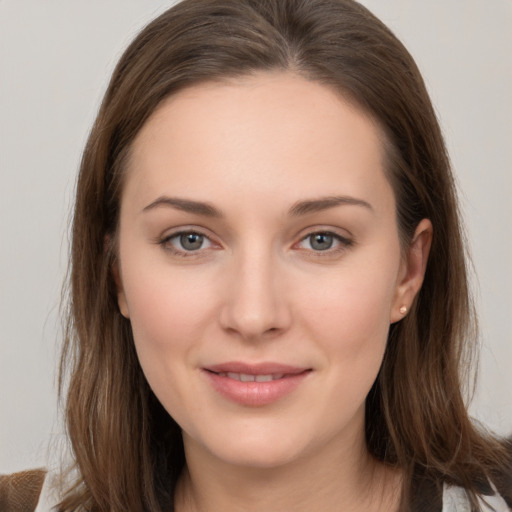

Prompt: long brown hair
[{"left": 59, "top": 0, "right": 511, "bottom": 510}]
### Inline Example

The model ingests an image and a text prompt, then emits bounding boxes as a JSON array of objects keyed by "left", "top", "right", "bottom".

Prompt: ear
[
  {"left": 390, "top": 218, "right": 433, "bottom": 323},
  {"left": 112, "top": 261, "right": 130, "bottom": 318},
  {"left": 106, "top": 234, "right": 130, "bottom": 319}
]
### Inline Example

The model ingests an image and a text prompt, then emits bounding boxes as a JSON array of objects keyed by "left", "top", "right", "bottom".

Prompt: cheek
[
  {"left": 121, "top": 264, "right": 222, "bottom": 423},
  {"left": 120, "top": 260, "right": 217, "bottom": 375},
  {"left": 295, "top": 266, "right": 396, "bottom": 428},
  {"left": 300, "top": 263, "right": 397, "bottom": 344},
  {"left": 294, "top": 249, "right": 400, "bottom": 385}
]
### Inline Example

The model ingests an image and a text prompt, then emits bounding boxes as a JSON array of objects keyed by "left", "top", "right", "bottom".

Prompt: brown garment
[{"left": 0, "top": 469, "right": 46, "bottom": 512}]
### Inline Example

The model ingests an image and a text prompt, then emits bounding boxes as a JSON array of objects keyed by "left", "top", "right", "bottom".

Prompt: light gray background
[{"left": 1, "top": 1, "right": 511, "bottom": 473}]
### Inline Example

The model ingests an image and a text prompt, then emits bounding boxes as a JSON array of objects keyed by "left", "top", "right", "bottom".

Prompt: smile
[{"left": 203, "top": 362, "right": 312, "bottom": 406}]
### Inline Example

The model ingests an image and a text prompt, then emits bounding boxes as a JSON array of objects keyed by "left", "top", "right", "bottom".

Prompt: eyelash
[
  {"left": 158, "top": 230, "right": 215, "bottom": 258},
  {"left": 157, "top": 229, "right": 354, "bottom": 258},
  {"left": 295, "top": 231, "right": 353, "bottom": 257}
]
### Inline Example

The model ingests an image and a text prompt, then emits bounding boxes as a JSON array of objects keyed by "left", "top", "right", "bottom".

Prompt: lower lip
[{"left": 204, "top": 370, "right": 311, "bottom": 406}]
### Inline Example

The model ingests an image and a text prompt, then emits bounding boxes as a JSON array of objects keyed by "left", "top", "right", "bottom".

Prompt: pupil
[
  {"left": 181, "top": 233, "right": 203, "bottom": 250},
  {"left": 311, "top": 233, "right": 333, "bottom": 251}
]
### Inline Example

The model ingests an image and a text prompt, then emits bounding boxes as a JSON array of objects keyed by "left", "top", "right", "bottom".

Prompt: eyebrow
[
  {"left": 288, "top": 196, "right": 374, "bottom": 216},
  {"left": 142, "top": 196, "right": 222, "bottom": 217},
  {"left": 142, "top": 194, "right": 373, "bottom": 217}
]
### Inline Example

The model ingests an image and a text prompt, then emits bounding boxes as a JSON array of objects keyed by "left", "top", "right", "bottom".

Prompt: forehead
[{"left": 124, "top": 72, "right": 394, "bottom": 216}]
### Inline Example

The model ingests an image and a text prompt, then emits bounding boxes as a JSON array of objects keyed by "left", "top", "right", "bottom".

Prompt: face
[{"left": 116, "top": 72, "right": 427, "bottom": 470}]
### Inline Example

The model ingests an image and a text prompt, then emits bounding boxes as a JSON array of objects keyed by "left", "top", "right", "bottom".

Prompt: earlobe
[
  {"left": 390, "top": 218, "right": 433, "bottom": 323},
  {"left": 112, "top": 261, "right": 130, "bottom": 319}
]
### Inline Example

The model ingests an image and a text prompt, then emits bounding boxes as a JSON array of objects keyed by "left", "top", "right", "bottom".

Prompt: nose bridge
[{"left": 220, "top": 241, "right": 290, "bottom": 339}]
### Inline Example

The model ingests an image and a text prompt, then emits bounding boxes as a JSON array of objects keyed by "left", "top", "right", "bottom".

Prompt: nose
[{"left": 219, "top": 248, "right": 292, "bottom": 341}]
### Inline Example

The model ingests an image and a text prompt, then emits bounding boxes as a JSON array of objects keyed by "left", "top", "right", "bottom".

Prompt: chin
[
  {"left": 186, "top": 423, "right": 313, "bottom": 470},
  {"left": 214, "top": 443, "right": 304, "bottom": 470}
]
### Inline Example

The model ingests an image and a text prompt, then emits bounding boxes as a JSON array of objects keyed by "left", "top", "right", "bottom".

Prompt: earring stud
[{"left": 399, "top": 305, "right": 407, "bottom": 315}]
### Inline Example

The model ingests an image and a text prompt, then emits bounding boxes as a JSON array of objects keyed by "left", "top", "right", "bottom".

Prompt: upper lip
[{"left": 204, "top": 362, "right": 310, "bottom": 376}]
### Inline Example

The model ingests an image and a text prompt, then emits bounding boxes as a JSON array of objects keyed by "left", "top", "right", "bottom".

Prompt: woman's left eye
[{"left": 297, "top": 232, "right": 352, "bottom": 253}]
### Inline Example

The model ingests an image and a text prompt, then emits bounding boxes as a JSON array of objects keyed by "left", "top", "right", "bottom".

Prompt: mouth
[
  {"left": 203, "top": 362, "right": 312, "bottom": 406},
  {"left": 211, "top": 372, "right": 287, "bottom": 382}
]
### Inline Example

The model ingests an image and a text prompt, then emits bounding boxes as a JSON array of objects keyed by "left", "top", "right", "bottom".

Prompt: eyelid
[
  {"left": 292, "top": 227, "right": 354, "bottom": 255},
  {"left": 157, "top": 226, "right": 221, "bottom": 257},
  {"left": 294, "top": 225, "right": 353, "bottom": 243}
]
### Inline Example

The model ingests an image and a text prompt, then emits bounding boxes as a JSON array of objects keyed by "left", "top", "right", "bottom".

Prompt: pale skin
[{"left": 115, "top": 72, "right": 432, "bottom": 512}]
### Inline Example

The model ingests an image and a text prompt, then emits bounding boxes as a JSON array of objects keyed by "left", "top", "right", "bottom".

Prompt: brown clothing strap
[{"left": 0, "top": 469, "right": 47, "bottom": 512}]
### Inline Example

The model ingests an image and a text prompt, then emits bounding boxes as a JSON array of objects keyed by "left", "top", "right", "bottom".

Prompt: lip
[{"left": 203, "top": 361, "right": 312, "bottom": 406}]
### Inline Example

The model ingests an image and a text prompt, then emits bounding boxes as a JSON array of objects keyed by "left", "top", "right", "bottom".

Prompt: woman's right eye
[{"left": 161, "top": 231, "right": 213, "bottom": 255}]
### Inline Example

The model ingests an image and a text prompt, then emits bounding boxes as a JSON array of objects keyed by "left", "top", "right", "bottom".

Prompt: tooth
[
  {"left": 221, "top": 372, "right": 287, "bottom": 382},
  {"left": 255, "top": 375, "right": 273, "bottom": 382}
]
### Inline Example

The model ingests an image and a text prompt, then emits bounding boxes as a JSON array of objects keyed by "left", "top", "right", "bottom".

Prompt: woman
[{"left": 24, "top": 0, "right": 511, "bottom": 510}]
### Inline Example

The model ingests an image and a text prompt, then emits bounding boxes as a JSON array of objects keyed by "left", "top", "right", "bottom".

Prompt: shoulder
[
  {"left": 0, "top": 467, "right": 65, "bottom": 512},
  {"left": 443, "top": 483, "right": 511, "bottom": 512},
  {"left": 0, "top": 468, "right": 47, "bottom": 512}
]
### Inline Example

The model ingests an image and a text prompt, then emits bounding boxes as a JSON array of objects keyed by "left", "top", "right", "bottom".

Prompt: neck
[{"left": 174, "top": 429, "right": 401, "bottom": 512}]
